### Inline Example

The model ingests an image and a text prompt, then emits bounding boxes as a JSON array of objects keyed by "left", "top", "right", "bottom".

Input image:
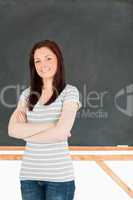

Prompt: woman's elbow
[
  {"left": 8, "top": 126, "right": 15, "bottom": 138},
  {"left": 8, "top": 125, "right": 19, "bottom": 139},
  {"left": 58, "top": 131, "right": 71, "bottom": 141}
]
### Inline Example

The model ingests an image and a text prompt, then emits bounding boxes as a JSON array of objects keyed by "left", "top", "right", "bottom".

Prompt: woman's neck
[{"left": 42, "top": 78, "right": 53, "bottom": 91}]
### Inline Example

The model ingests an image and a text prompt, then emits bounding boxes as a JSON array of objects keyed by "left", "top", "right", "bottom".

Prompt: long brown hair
[{"left": 27, "top": 39, "right": 66, "bottom": 111}]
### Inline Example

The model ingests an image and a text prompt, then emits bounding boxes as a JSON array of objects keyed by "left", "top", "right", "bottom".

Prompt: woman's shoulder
[
  {"left": 64, "top": 83, "right": 82, "bottom": 110},
  {"left": 64, "top": 83, "right": 81, "bottom": 99},
  {"left": 19, "top": 86, "right": 30, "bottom": 101},
  {"left": 22, "top": 86, "right": 30, "bottom": 92},
  {"left": 66, "top": 83, "right": 80, "bottom": 92}
]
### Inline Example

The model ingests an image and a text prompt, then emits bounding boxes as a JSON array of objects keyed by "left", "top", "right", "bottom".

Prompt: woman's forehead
[{"left": 34, "top": 47, "right": 55, "bottom": 58}]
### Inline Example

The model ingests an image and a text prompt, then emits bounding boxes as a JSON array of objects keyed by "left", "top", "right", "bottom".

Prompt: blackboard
[{"left": 0, "top": 0, "right": 133, "bottom": 146}]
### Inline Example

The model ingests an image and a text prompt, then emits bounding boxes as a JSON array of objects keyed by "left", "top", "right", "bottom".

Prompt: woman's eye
[{"left": 34, "top": 58, "right": 51, "bottom": 63}]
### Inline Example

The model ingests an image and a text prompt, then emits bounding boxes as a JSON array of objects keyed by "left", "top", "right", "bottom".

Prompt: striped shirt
[{"left": 18, "top": 83, "right": 82, "bottom": 182}]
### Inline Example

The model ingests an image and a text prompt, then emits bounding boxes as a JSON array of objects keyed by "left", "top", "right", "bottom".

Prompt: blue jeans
[{"left": 20, "top": 180, "right": 75, "bottom": 200}]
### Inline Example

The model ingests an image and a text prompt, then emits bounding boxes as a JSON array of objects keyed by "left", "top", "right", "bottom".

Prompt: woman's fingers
[
  {"left": 14, "top": 111, "right": 21, "bottom": 122},
  {"left": 20, "top": 111, "right": 27, "bottom": 122},
  {"left": 15, "top": 110, "right": 27, "bottom": 122},
  {"left": 20, "top": 111, "right": 26, "bottom": 121},
  {"left": 18, "top": 112, "right": 25, "bottom": 121}
]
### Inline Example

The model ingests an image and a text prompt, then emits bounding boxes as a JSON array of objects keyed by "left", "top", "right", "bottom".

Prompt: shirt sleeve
[
  {"left": 18, "top": 87, "right": 30, "bottom": 104},
  {"left": 63, "top": 85, "right": 82, "bottom": 111}
]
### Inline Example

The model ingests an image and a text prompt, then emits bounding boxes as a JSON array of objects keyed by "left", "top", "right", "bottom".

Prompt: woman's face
[{"left": 34, "top": 47, "right": 58, "bottom": 79}]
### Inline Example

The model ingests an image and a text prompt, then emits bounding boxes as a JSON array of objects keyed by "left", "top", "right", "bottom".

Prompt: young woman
[{"left": 8, "top": 40, "right": 82, "bottom": 200}]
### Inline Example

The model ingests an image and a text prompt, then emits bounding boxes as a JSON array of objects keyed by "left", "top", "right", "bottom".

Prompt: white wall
[{"left": 0, "top": 150, "right": 133, "bottom": 200}]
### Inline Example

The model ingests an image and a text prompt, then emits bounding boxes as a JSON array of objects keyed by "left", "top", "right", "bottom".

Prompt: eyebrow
[{"left": 34, "top": 54, "right": 52, "bottom": 60}]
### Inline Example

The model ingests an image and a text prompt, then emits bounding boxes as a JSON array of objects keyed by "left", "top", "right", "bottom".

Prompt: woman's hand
[{"left": 14, "top": 110, "right": 27, "bottom": 123}]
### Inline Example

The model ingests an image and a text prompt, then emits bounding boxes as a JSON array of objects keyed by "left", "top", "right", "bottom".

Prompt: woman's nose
[{"left": 43, "top": 65, "right": 51, "bottom": 71}]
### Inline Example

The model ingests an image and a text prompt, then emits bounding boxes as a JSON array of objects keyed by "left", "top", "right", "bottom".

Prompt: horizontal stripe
[
  {"left": 25, "top": 149, "right": 69, "bottom": 155},
  {"left": 32, "top": 107, "right": 62, "bottom": 112},
  {"left": 31, "top": 108, "right": 62, "bottom": 112},
  {"left": 23, "top": 156, "right": 70, "bottom": 160},
  {"left": 26, "top": 146, "right": 68, "bottom": 150},
  {"left": 24, "top": 148, "right": 69, "bottom": 152},
  {"left": 20, "top": 171, "right": 74, "bottom": 178},
  {"left": 23, "top": 156, "right": 71, "bottom": 161},
  {"left": 26, "top": 144, "right": 68, "bottom": 149},
  {"left": 21, "top": 161, "right": 72, "bottom": 166},
  {"left": 21, "top": 165, "right": 73, "bottom": 170},
  {"left": 23, "top": 151, "right": 70, "bottom": 157},
  {"left": 20, "top": 174, "right": 74, "bottom": 179},
  {"left": 27, "top": 140, "right": 67, "bottom": 145},
  {"left": 27, "top": 119, "right": 60, "bottom": 123},
  {"left": 27, "top": 117, "right": 59, "bottom": 121},
  {"left": 20, "top": 175, "right": 75, "bottom": 182},
  {"left": 27, "top": 112, "right": 60, "bottom": 116},
  {"left": 20, "top": 168, "right": 74, "bottom": 174},
  {"left": 21, "top": 160, "right": 73, "bottom": 166},
  {"left": 26, "top": 142, "right": 68, "bottom": 147},
  {"left": 23, "top": 155, "right": 70, "bottom": 160}
]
